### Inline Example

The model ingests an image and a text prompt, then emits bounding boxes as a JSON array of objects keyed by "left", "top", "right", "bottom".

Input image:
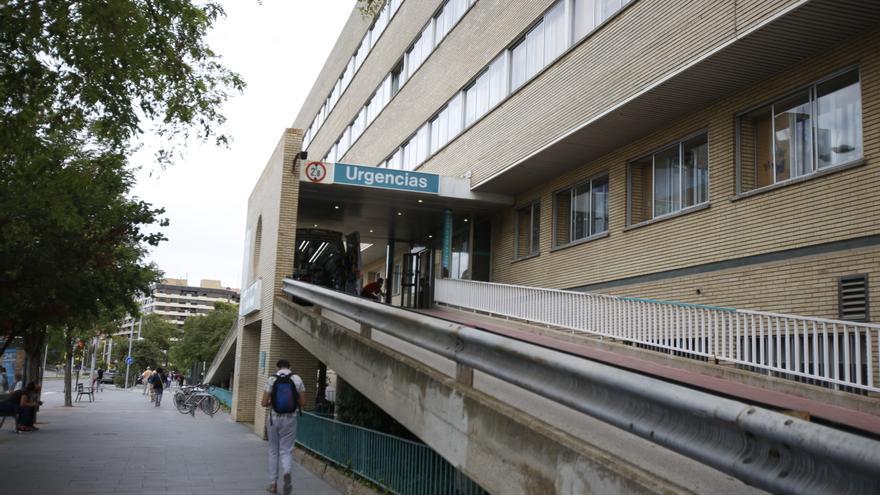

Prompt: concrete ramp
[
  {"left": 274, "top": 297, "right": 729, "bottom": 495},
  {"left": 204, "top": 322, "right": 238, "bottom": 385}
]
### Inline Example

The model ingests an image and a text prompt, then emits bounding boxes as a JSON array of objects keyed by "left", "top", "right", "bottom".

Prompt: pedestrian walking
[
  {"left": 149, "top": 368, "right": 165, "bottom": 407},
  {"left": 93, "top": 368, "right": 104, "bottom": 392},
  {"left": 142, "top": 367, "right": 152, "bottom": 395},
  {"left": 261, "top": 359, "right": 305, "bottom": 495}
]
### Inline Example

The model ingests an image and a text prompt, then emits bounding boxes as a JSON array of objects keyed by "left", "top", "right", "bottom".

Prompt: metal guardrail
[
  {"left": 297, "top": 411, "right": 487, "bottom": 495},
  {"left": 435, "top": 278, "right": 880, "bottom": 393},
  {"left": 283, "top": 279, "right": 880, "bottom": 495}
]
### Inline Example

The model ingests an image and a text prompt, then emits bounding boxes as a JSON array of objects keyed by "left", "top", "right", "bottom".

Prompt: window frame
[
  {"left": 514, "top": 200, "right": 541, "bottom": 260},
  {"left": 626, "top": 129, "right": 710, "bottom": 227},
  {"left": 552, "top": 172, "right": 610, "bottom": 248},
  {"left": 735, "top": 66, "right": 863, "bottom": 196}
]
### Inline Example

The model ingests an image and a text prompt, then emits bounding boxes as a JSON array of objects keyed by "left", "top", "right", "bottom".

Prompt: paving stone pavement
[{"left": 0, "top": 379, "right": 341, "bottom": 495}]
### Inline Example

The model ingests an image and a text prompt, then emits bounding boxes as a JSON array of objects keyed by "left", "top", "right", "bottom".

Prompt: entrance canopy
[{"left": 297, "top": 161, "right": 512, "bottom": 264}]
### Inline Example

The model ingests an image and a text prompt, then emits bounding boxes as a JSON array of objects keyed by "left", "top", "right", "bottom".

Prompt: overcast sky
[{"left": 131, "top": 1, "right": 356, "bottom": 290}]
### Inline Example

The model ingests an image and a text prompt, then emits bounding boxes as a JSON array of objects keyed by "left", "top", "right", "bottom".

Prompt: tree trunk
[
  {"left": 23, "top": 327, "right": 46, "bottom": 385},
  {"left": 63, "top": 328, "right": 73, "bottom": 407}
]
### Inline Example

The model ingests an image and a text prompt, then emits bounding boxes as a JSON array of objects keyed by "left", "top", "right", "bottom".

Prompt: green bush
[{"left": 114, "top": 371, "right": 133, "bottom": 388}]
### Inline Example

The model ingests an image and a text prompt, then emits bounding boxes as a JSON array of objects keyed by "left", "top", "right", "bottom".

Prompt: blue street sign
[
  {"left": 125, "top": 356, "right": 134, "bottom": 365},
  {"left": 334, "top": 162, "right": 440, "bottom": 194}
]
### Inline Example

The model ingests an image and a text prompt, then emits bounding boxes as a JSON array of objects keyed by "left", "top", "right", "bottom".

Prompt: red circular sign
[{"left": 305, "top": 161, "right": 327, "bottom": 183}]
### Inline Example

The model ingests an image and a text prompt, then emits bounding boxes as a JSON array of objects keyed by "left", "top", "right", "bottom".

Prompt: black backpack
[{"left": 270, "top": 373, "right": 299, "bottom": 414}]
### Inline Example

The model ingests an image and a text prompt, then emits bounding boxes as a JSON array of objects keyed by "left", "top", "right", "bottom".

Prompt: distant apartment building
[{"left": 119, "top": 279, "right": 240, "bottom": 334}]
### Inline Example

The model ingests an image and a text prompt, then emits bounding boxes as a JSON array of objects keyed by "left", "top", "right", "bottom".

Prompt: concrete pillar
[{"left": 232, "top": 322, "right": 260, "bottom": 423}]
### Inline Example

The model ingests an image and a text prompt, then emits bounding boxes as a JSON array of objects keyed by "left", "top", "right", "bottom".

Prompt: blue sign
[
  {"left": 334, "top": 163, "right": 439, "bottom": 194},
  {"left": 2, "top": 349, "right": 16, "bottom": 389},
  {"left": 441, "top": 209, "right": 453, "bottom": 276},
  {"left": 125, "top": 356, "right": 133, "bottom": 365}
]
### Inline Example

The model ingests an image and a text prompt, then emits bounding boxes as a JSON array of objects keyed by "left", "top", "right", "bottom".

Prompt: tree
[
  {"left": 335, "top": 377, "right": 418, "bottom": 441},
  {"left": 357, "top": 0, "right": 387, "bottom": 17},
  {"left": 171, "top": 302, "right": 238, "bottom": 374},
  {"left": 0, "top": 0, "right": 244, "bottom": 400},
  {"left": 111, "top": 314, "right": 176, "bottom": 388}
]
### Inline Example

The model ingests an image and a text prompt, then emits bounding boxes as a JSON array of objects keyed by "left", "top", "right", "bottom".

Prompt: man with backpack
[
  {"left": 260, "top": 359, "right": 305, "bottom": 495},
  {"left": 149, "top": 368, "right": 165, "bottom": 407}
]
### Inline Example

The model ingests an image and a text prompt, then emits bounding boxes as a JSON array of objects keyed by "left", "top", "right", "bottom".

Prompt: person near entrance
[
  {"left": 261, "top": 359, "right": 305, "bottom": 495},
  {"left": 360, "top": 277, "right": 384, "bottom": 301}
]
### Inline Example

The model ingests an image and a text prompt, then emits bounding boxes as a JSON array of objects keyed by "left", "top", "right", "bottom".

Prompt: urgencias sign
[{"left": 300, "top": 161, "right": 439, "bottom": 194}]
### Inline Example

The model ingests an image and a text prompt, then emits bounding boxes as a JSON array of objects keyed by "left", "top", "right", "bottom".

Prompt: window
[
  {"left": 595, "top": 0, "right": 622, "bottom": 24},
  {"left": 415, "top": 123, "right": 430, "bottom": 165},
  {"left": 366, "top": 94, "right": 380, "bottom": 124},
  {"left": 353, "top": 38, "right": 367, "bottom": 71},
  {"left": 435, "top": 3, "right": 453, "bottom": 44},
  {"left": 515, "top": 201, "right": 541, "bottom": 258},
  {"left": 543, "top": 1, "right": 566, "bottom": 62},
  {"left": 510, "top": 4, "right": 551, "bottom": 92},
  {"left": 553, "top": 175, "right": 609, "bottom": 247},
  {"left": 391, "top": 61, "right": 404, "bottom": 95},
  {"left": 406, "top": 22, "right": 434, "bottom": 79},
  {"left": 450, "top": 214, "right": 471, "bottom": 279},
  {"left": 392, "top": 262, "right": 402, "bottom": 295},
  {"left": 628, "top": 132, "right": 709, "bottom": 225},
  {"left": 464, "top": 54, "right": 506, "bottom": 127},
  {"left": 447, "top": 92, "right": 464, "bottom": 137},
  {"left": 401, "top": 140, "right": 415, "bottom": 170},
  {"left": 351, "top": 108, "right": 366, "bottom": 143},
  {"left": 573, "top": 0, "right": 596, "bottom": 39},
  {"left": 430, "top": 108, "right": 449, "bottom": 153},
  {"left": 738, "top": 69, "right": 861, "bottom": 193},
  {"left": 487, "top": 54, "right": 507, "bottom": 108}
]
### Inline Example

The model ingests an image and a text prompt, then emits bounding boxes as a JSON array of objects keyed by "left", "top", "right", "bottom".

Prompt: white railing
[{"left": 434, "top": 278, "right": 880, "bottom": 393}]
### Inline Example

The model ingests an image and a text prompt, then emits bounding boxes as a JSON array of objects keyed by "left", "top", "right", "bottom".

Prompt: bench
[{"left": 75, "top": 383, "right": 94, "bottom": 402}]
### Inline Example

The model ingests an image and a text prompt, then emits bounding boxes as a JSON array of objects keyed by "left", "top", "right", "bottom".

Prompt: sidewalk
[{"left": 0, "top": 380, "right": 340, "bottom": 495}]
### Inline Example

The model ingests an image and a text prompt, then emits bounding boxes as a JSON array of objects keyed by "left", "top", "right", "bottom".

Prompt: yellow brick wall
[
  {"left": 230, "top": 128, "right": 325, "bottom": 435},
  {"left": 492, "top": 28, "right": 880, "bottom": 315},
  {"left": 232, "top": 322, "right": 260, "bottom": 422},
  {"left": 599, "top": 245, "right": 880, "bottom": 322}
]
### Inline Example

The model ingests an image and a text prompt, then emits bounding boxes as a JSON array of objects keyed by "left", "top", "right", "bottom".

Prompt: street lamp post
[{"left": 124, "top": 317, "right": 134, "bottom": 388}]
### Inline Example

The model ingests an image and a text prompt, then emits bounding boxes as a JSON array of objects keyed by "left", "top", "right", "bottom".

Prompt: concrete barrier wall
[{"left": 273, "top": 297, "right": 684, "bottom": 495}]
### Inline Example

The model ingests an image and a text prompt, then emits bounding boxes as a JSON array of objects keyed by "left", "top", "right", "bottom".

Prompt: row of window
[
  {"left": 377, "top": 0, "right": 634, "bottom": 171},
  {"left": 302, "top": 0, "right": 404, "bottom": 149},
  {"left": 737, "top": 68, "right": 862, "bottom": 193},
  {"left": 514, "top": 67, "right": 864, "bottom": 258},
  {"left": 323, "top": 0, "right": 476, "bottom": 163}
]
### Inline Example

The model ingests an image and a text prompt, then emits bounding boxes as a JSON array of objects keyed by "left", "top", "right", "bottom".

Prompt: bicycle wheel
[
  {"left": 176, "top": 396, "right": 193, "bottom": 414},
  {"left": 198, "top": 395, "right": 217, "bottom": 417}
]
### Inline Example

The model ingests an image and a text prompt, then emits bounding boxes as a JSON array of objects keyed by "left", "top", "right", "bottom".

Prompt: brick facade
[{"left": 231, "top": 129, "right": 322, "bottom": 436}]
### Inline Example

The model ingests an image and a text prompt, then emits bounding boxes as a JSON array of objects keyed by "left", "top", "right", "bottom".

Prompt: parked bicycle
[{"left": 173, "top": 384, "right": 221, "bottom": 417}]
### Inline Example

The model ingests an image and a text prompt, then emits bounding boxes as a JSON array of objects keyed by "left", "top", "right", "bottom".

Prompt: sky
[{"left": 131, "top": 1, "right": 356, "bottom": 290}]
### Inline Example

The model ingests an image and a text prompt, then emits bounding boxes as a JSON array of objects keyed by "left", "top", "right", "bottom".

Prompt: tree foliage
[
  {"left": 113, "top": 314, "right": 176, "bottom": 370},
  {"left": 0, "top": 0, "right": 244, "bottom": 157},
  {"left": 335, "top": 377, "right": 417, "bottom": 441},
  {"left": 0, "top": 0, "right": 244, "bottom": 395},
  {"left": 357, "top": 0, "right": 386, "bottom": 18},
  {"left": 171, "top": 302, "right": 237, "bottom": 370}
]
